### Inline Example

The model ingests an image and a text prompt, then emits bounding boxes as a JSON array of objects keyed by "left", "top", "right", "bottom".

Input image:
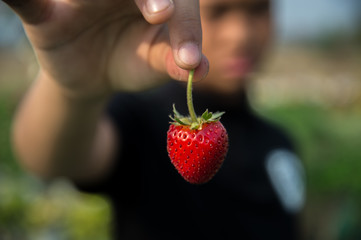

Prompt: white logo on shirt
[{"left": 266, "top": 149, "right": 306, "bottom": 214}]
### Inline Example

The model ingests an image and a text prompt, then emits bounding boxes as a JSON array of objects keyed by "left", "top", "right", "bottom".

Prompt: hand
[{"left": 3, "top": 0, "right": 209, "bottom": 99}]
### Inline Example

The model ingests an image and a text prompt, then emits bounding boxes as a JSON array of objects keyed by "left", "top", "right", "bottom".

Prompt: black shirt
[{"left": 77, "top": 81, "right": 304, "bottom": 240}]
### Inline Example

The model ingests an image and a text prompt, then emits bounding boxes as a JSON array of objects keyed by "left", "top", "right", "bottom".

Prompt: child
[{"left": 5, "top": 0, "right": 305, "bottom": 239}]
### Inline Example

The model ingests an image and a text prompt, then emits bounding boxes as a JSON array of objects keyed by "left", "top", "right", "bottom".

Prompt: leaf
[
  {"left": 201, "top": 109, "right": 212, "bottom": 121},
  {"left": 173, "top": 104, "right": 184, "bottom": 119},
  {"left": 169, "top": 115, "right": 175, "bottom": 121},
  {"left": 209, "top": 111, "right": 225, "bottom": 121},
  {"left": 174, "top": 116, "right": 187, "bottom": 125},
  {"left": 191, "top": 122, "right": 200, "bottom": 130},
  {"left": 180, "top": 117, "right": 192, "bottom": 125},
  {"left": 169, "top": 115, "right": 181, "bottom": 125}
]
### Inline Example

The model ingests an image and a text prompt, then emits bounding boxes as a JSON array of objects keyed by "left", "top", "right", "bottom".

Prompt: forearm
[{"left": 12, "top": 72, "right": 115, "bottom": 181}]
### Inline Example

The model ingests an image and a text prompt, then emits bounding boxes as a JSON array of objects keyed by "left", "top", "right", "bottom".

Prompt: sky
[
  {"left": 0, "top": 0, "right": 360, "bottom": 47},
  {"left": 274, "top": 0, "right": 361, "bottom": 42}
]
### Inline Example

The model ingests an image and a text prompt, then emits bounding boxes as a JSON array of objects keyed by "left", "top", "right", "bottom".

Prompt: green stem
[{"left": 187, "top": 69, "right": 198, "bottom": 123}]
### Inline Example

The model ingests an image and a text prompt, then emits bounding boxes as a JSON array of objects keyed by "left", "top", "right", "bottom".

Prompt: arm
[
  {"left": 5, "top": 0, "right": 209, "bottom": 182},
  {"left": 13, "top": 73, "right": 116, "bottom": 182}
]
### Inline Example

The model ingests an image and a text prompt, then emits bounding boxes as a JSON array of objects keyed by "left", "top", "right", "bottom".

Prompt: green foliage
[
  {"left": 0, "top": 90, "right": 111, "bottom": 239},
  {"left": 258, "top": 104, "right": 361, "bottom": 196},
  {"left": 0, "top": 174, "right": 111, "bottom": 240},
  {"left": 0, "top": 91, "right": 21, "bottom": 174},
  {"left": 257, "top": 103, "right": 361, "bottom": 239}
]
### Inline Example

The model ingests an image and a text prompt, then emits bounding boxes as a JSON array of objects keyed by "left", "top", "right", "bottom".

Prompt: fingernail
[
  {"left": 147, "top": 0, "right": 172, "bottom": 14},
  {"left": 178, "top": 42, "right": 201, "bottom": 67}
]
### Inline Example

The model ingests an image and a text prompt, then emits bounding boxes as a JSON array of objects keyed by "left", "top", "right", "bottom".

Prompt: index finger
[{"left": 2, "top": 0, "right": 52, "bottom": 24}]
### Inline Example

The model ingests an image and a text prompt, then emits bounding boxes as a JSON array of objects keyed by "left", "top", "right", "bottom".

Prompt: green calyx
[
  {"left": 170, "top": 105, "right": 224, "bottom": 130},
  {"left": 169, "top": 69, "right": 225, "bottom": 130}
]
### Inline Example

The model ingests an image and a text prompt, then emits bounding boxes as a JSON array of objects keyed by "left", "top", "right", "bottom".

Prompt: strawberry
[
  {"left": 167, "top": 109, "right": 229, "bottom": 184},
  {"left": 167, "top": 70, "right": 229, "bottom": 184}
]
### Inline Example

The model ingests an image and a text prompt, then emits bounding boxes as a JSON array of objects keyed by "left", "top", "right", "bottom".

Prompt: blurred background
[{"left": 0, "top": 0, "right": 360, "bottom": 239}]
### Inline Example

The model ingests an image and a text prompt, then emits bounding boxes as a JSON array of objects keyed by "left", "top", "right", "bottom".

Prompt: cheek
[
  {"left": 257, "top": 17, "right": 273, "bottom": 47},
  {"left": 202, "top": 26, "right": 224, "bottom": 76},
  {"left": 201, "top": 23, "right": 219, "bottom": 55}
]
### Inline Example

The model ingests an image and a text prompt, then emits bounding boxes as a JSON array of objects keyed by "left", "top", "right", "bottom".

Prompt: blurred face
[{"left": 199, "top": 0, "right": 272, "bottom": 94}]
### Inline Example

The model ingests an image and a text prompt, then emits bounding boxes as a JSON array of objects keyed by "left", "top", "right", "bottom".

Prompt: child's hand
[{"left": 4, "top": 0, "right": 208, "bottom": 100}]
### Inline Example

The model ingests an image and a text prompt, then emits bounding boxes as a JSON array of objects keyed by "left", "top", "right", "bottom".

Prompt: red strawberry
[
  {"left": 167, "top": 69, "right": 229, "bottom": 184},
  {"left": 167, "top": 110, "right": 228, "bottom": 184}
]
